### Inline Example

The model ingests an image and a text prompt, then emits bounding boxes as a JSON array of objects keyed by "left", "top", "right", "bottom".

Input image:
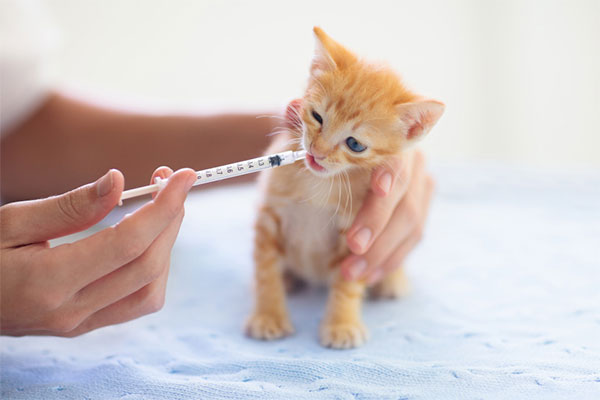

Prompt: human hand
[
  {"left": 0, "top": 167, "right": 196, "bottom": 336},
  {"left": 341, "top": 150, "right": 435, "bottom": 284}
]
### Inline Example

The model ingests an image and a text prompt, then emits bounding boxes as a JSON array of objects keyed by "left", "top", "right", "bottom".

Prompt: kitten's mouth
[{"left": 305, "top": 153, "right": 327, "bottom": 173}]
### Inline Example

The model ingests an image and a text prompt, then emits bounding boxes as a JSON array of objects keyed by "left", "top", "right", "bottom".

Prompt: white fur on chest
[{"left": 277, "top": 201, "right": 343, "bottom": 285}]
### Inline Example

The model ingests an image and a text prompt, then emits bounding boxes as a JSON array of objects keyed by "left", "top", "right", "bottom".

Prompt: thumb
[{"left": 1, "top": 169, "right": 124, "bottom": 247}]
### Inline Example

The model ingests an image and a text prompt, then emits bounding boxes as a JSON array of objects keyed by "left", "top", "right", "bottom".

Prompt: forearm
[{"left": 1, "top": 93, "right": 276, "bottom": 201}]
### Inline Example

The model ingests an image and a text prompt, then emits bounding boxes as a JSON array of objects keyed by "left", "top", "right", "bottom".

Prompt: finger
[
  {"left": 48, "top": 168, "right": 196, "bottom": 292},
  {"left": 62, "top": 259, "right": 173, "bottom": 337},
  {"left": 360, "top": 162, "right": 427, "bottom": 280},
  {"left": 370, "top": 154, "right": 411, "bottom": 197},
  {"left": 23, "top": 251, "right": 175, "bottom": 338},
  {"left": 67, "top": 211, "right": 182, "bottom": 325},
  {"left": 362, "top": 171, "right": 434, "bottom": 284},
  {"left": 151, "top": 166, "right": 174, "bottom": 199},
  {"left": 341, "top": 191, "right": 418, "bottom": 281},
  {"left": 70, "top": 255, "right": 170, "bottom": 336},
  {"left": 43, "top": 275, "right": 171, "bottom": 337},
  {"left": 341, "top": 157, "right": 427, "bottom": 281},
  {"left": 367, "top": 229, "right": 423, "bottom": 285},
  {"left": 346, "top": 155, "right": 416, "bottom": 255},
  {"left": 67, "top": 169, "right": 183, "bottom": 318},
  {"left": 423, "top": 174, "right": 435, "bottom": 220},
  {"left": 0, "top": 169, "right": 124, "bottom": 248}
]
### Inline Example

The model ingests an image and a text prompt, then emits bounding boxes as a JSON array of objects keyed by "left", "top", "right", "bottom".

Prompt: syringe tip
[{"left": 293, "top": 150, "right": 307, "bottom": 160}]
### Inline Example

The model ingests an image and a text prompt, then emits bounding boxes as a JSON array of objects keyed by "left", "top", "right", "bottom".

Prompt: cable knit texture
[{"left": 2, "top": 164, "right": 599, "bottom": 399}]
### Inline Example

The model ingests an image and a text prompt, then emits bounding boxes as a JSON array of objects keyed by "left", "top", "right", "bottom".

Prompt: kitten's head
[{"left": 301, "top": 27, "right": 445, "bottom": 177}]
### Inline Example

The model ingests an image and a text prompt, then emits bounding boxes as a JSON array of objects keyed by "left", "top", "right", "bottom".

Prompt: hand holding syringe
[{"left": 119, "top": 150, "right": 307, "bottom": 204}]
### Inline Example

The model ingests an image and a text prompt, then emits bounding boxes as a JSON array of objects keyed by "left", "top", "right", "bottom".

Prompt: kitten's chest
[
  {"left": 278, "top": 202, "right": 345, "bottom": 284},
  {"left": 263, "top": 164, "right": 371, "bottom": 283}
]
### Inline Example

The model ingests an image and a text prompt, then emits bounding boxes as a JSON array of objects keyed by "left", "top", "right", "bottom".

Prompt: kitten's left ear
[{"left": 396, "top": 100, "right": 445, "bottom": 146}]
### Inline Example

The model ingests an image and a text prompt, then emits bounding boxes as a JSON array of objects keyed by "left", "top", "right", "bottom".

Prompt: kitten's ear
[
  {"left": 311, "top": 27, "right": 356, "bottom": 76},
  {"left": 396, "top": 100, "right": 445, "bottom": 146}
]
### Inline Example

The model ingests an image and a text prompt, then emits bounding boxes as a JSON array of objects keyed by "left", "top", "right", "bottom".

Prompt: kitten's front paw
[
  {"left": 245, "top": 312, "right": 294, "bottom": 340},
  {"left": 319, "top": 320, "right": 368, "bottom": 349}
]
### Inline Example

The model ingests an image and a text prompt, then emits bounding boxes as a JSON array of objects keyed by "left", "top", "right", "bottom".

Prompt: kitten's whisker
[
  {"left": 341, "top": 171, "right": 350, "bottom": 216},
  {"left": 287, "top": 106, "right": 305, "bottom": 134},
  {"left": 256, "top": 114, "right": 286, "bottom": 121},
  {"left": 320, "top": 175, "right": 339, "bottom": 231},
  {"left": 317, "top": 175, "right": 335, "bottom": 232},
  {"left": 327, "top": 174, "right": 342, "bottom": 229},
  {"left": 324, "top": 175, "right": 334, "bottom": 211},
  {"left": 301, "top": 178, "right": 326, "bottom": 203},
  {"left": 344, "top": 170, "right": 353, "bottom": 217},
  {"left": 288, "top": 103, "right": 303, "bottom": 120},
  {"left": 280, "top": 137, "right": 303, "bottom": 147},
  {"left": 266, "top": 128, "right": 292, "bottom": 137}
]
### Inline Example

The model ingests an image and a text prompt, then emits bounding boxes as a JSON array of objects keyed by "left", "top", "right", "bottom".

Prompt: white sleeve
[{"left": 0, "top": 0, "right": 60, "bottom": 137}]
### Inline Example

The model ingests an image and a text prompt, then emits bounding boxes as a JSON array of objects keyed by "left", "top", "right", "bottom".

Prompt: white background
[{"left": 45, "top": 0, "right": 600, "bottom": 168}]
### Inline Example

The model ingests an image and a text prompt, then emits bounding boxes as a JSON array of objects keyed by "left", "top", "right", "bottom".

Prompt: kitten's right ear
[{"left": 311, "top": 27, "right": 356, "bottom": 77}]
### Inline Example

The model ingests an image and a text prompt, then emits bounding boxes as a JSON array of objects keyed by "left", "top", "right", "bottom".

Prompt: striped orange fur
[{"left": 245, "top": 27, "right": 444, "bottom": 349}]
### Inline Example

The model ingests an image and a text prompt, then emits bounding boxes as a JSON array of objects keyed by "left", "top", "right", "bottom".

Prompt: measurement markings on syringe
[{"left": 120, "top": 150, "right": 305, "bottom": 202}]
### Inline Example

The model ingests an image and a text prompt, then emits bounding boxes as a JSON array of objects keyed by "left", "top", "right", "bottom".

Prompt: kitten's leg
[
  {"left": 369, "top": 266, "right": 411, "bottom": 300},
  {"left": 320, "top": 272, "right": 368, "bottom": 349},
  {"left": 245, "top": 207, "right": 294, "bottom": 340}
]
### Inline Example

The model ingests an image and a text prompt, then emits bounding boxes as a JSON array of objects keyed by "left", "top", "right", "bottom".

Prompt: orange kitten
[{"left": 245, "top": 27, "right": 444, "bottom": 349}]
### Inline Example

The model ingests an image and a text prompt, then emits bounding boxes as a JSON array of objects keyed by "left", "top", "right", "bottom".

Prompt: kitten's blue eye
[
  {"left": 312, "top": 110, "right": 323, "bottom": 124},
  {"left": 346, "top": 137, "right": 367, "bottom": 153}
]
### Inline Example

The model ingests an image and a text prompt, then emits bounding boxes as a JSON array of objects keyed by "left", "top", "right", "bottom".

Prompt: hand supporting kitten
[{"left": 341, "top": 148, "right": 435, "bottom": 285}]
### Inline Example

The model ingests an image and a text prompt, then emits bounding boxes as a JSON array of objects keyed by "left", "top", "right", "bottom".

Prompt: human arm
[{"left": 0, "top": 92, "right": 276, "bottom": 202}]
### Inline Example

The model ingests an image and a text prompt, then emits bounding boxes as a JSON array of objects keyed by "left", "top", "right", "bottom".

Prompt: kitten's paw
[
  {"left": 319, "top": 321, "right": 369, "bottom": 349},
  {"left": 245, "top": 312, "right": 294, "bottom": 340},
  {"left": 369, "top": 269, "right": 411, "bottom": 300}
]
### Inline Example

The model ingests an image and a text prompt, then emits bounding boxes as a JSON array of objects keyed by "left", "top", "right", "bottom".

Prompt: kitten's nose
[{"left": 310, "top": 143, "right": 327, "bottom": 160}]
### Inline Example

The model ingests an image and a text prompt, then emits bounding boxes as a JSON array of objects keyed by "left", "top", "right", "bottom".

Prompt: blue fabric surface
[{"left": 2, "top": 164, "right": 600, "bottom": 399}]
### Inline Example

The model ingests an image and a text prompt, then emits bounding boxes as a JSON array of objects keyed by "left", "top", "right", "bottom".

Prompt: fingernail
[
  {"left": 378, "top": 173, "right": 393, "bottom": 195},
  {"left": 347, "top": 258, "right": 368, "bottom": 280},
  {"left": 96, "top": 170, "right": 114, "bottom": 197},
  {"left": 353, "top": 227, "right": 372, "bottom": 252}
]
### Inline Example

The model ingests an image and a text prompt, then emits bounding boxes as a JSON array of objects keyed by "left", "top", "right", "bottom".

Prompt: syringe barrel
[
  {"left": 118, "top": 149, "right": 306, "bottom": 204},
  {"left": 191, "top": 150, "right": 304, "bottom": 186}
]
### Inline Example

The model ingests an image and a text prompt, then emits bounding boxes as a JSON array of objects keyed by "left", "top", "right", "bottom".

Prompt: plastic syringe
[{"left": 119, "top": 150, "right": 307, "bottom": 204}]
